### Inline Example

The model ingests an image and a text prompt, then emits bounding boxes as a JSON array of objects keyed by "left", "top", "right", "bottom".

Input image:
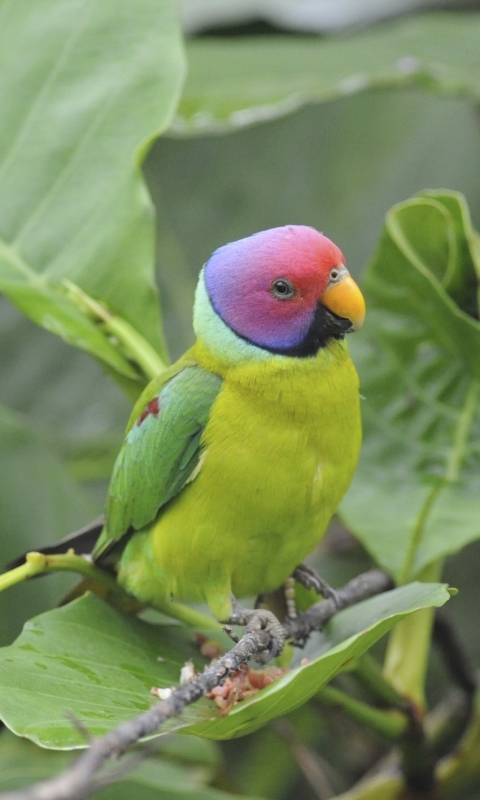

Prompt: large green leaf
[
  {"left": 0, "top": 729, "right": 256, "bottom": 800},
  {"left": 0, "top": 584, "right": 449, "bottom": 749},
  {"left": 0, "top": 0, "right": 185, "bottom": 383},
  {"left": 342, "top": 191, "right": 480, "bottom": 582},
  {"left": 174, "top": 14, "right": 480, "bottom": 135},
  {"left": 0, "top": 594, "right": 215, "bottom": 749},
  {"left": 0, "top": 402, "right": 96, "bottom": 647},
  {"left": 184, "top": 582, "right": 450, "bottom": 740}
]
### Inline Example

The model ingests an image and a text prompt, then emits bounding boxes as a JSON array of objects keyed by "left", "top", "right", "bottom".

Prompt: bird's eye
[
  {"left": 330, "top": 268, "right": 340, "bottom": 281},
  {"left": 271, "top": 278, "right": 295, "bottom": 300}
]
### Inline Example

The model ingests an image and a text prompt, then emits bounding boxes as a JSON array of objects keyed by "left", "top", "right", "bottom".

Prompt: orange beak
[{"left": 322, "top": 274, "right": 365, "bottom": 331}]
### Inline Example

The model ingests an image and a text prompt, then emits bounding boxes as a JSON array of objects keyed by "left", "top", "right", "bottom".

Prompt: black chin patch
[
  {"left": 237, "top": 302, "right": 353, "bottom": 358},
  {"left": 271, "top": 303, "right": 353, "bottom": 357}
]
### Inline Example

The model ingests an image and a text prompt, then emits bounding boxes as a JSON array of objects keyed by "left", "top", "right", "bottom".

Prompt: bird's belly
[
  {"left": 142, "top": 446, "right": 326, "bottom": 607},
  {"left": 118, "top": 349, "right": 361, "bottom": 619},
  {"left": 147, "top": 412, "right": 354, "bottom": 610},
  {"left": 200, "top": 430, "right": 339, "bottom": 598}
]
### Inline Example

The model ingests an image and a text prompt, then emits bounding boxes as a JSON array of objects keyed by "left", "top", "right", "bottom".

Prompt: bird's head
[{"left": 194, "top": 225, "right": 365, "bottom": 364}]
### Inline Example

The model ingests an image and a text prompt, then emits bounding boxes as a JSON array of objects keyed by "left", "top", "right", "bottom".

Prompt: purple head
[{"left": 204, "top": 225, "right": 348, "bottom": 353}]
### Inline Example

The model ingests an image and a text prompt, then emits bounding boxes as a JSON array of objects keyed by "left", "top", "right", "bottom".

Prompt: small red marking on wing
[
  {"left": 136, "top": 396, "right": 161, "bottom": 426},
  {"left": 147, "top": 397, "right": 160, "bottom": 416}
]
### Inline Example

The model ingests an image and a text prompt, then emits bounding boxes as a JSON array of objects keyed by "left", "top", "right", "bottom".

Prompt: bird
[{"left": 9, "top": 225, "right": 365, "bottom": 645}]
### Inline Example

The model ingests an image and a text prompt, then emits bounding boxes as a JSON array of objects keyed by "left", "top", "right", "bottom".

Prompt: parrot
[{"left": 9, "top": 225, "right": 365, "bottom": 645}]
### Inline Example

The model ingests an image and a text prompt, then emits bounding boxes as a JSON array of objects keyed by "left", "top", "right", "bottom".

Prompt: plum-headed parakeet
[
  {"left": 9, "top": 225, "right": 365, "bottom": 635},
  {"left": 95, "top": 224, "right": 365, "bottom": 623}
]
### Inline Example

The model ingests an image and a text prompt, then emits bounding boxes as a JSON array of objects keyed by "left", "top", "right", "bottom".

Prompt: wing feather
[{"left": 93, "top": 363, "right": 222, "bottom": 559}]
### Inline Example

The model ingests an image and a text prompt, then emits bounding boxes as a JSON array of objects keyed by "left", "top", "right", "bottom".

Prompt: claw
[
  {"left": 223, "top": 624, "right": 240, "bottom": 643},
  {"left": 284, "top": 576, "right": 297, "bottom": 620},
  {"left": 323, "top": 586, "right": 341, "bottom": 609},
  {"left": 225, "top": 599, "right": 286, "bottom": 662},
  {"left": 246, "top": 609, "right": 286, "bottom": 662},
  {"left": 293, "top": 563, "right": 341, "bottom": 609}
]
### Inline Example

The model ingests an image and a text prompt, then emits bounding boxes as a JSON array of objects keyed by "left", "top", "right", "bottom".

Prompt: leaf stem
[
  {"left": 384, "top": 560, "right": 443, "bottom": 708},
  {"left": 0, "top": 559, "right": 41, "bottom": 592},
  {"left": 152, "top": 600, "right": 224, "bottom": 631},
  {"left": 399, "top": 486, "right": 442, "bottom": 586},
  {"left": 0, "top": 551, "right": 223, "bottom": 631},
  {"left": 104, "top": 316, "right": 167, "bottom": 380},
  {"left": 445, "top": 380, "right": 480, "bottom": 481},
  {"left": 0, "top": 551, "right": 125, "bottom": 598},
  {"left": 399, "top": 380, "right": 480, "bottom": 584},
  {"left": 62, "top": 280, "right": 167, "bottom": 380},
  {"left": 386, "top": 382, "right": 479, "bottom": 709},
  {"left": 317, "top": 684, "right": 407, "bottom": 740},
  {"left": 352, "top": 653, "right": 414, "bottom": 713}
]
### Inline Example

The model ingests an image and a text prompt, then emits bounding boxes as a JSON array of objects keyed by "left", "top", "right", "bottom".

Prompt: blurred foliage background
[{"left": 1, "top": 1, "right": 480, "bottom": 798}]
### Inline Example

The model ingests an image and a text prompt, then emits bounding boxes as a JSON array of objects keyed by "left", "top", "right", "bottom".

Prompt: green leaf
[
  {"left": 342, "top": 190, "right": 480, "bottom": 582},
  {"left": 334, "top": 772, "right": 401, "bottom": 800},
  {"left": 174, "top": 14, "right": 480, "bottom": 135},
  {"left": 0, "top": 594, "right": 215, "bottom": 749},
  {"left": 334, "top": 685, "right": 480, "bottom": 800},
  {"left": 0, "top": 296, "right": 132, "bottom": 486},
  {"left": 0, "top": 0, "right": 185, "bottom": 384},
  {"left": 0, "top": 584, "right": 449, "bottom": 748},
  {"left": 184, "top": 582, "right": 449, "bottom": 740},
  {"left": 0, "top": 401, "right": 96, "bottom": 647},
  {"left": 0, "top": 729, "right": 254, "bottom": 800},
  {"left": 439, "top": 685, "right": 480, "bottom": 798},
  {"left": 0, "top": 731, "right": 70, "bottom": 791}
]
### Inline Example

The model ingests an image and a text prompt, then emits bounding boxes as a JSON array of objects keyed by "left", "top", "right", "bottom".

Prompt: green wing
[{"left": 93, "top": 361, "right": 223, "bottom": 559}]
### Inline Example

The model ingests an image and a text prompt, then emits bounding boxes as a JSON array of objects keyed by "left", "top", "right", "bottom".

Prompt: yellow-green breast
[{"left": 118, "top": 337, "right": 361, "bottom": 620}]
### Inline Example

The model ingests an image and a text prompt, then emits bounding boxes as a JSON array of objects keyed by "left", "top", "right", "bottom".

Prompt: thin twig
[
  {"left": 274, "top": 718, "right": 338, "bottom": 800},
  {"left": 0, "top": 569, "right": 391, "bottom": 800},
  {"left": 283, "top": 568, "right": 393, "bottom": 641}
]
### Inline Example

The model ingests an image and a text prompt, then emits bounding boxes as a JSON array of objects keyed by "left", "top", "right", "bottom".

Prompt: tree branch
[{"left": 0, "top": 569, "right": 391, "bottom": 800}]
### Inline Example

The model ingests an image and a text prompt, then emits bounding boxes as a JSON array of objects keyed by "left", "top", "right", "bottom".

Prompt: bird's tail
[
  {"left": 4, "top": 516, "right": 105, "bottom": 573},
  {"left": 4, "top": 516, "right": 143, "bottom": 612},
  {"left": 58, "top": 575, "right": 143, "bottom": 612}
]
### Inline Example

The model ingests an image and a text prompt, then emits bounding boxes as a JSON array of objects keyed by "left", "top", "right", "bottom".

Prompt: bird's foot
[
  {"left": 225, "top": 598, "right": 286, "bottom": 663},
  {"left": 293, "top": 563, "right": 341, "bottom": 608},
  {"left": 283, "top": 577, "right": 297, "bottom": 620}
]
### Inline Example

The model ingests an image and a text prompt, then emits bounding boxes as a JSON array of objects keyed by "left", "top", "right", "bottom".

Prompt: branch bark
[{"left": 0, "top": 568, "right": 391, "bottom": 800}]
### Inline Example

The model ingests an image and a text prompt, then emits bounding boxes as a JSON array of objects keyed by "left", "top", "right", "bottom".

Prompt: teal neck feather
[{"left": 193, "top": 268, "right": 281, "bottom": 366}]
